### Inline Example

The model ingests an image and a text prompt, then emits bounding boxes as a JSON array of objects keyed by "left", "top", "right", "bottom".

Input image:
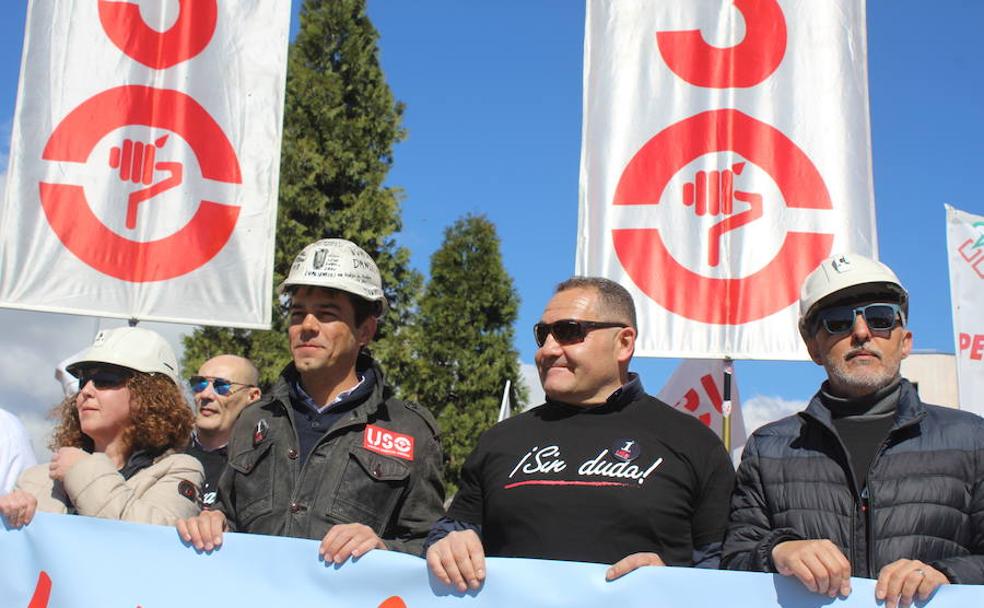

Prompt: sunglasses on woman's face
[
  {"left": 533, "top": 319, "right": 628, "bottom": 347},
  {"left": 78, "top": 367, "right": 132, "bottom": 390},
  {"left": 188, "top": 376, "right": 252, "bottom": 396}
]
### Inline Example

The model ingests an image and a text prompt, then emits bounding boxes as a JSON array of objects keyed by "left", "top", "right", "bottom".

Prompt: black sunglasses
[
  {"left": 189, "top": 376, "right": 253, "bottom": 397},
  {"left": 78, "top": 367, "right": 132, "bottom": 390},
  {"left": 534, "top": 319, "right": 627, "bottom": 347},
  {"left": 814, "top": 302, "right": 904, "bottom": 335}
]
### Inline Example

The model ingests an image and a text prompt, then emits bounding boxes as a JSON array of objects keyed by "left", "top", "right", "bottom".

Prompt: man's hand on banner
[
  {"left": 605, "top": 551, "right": 665, "bottom": 581},
  {"left": 0, "top": 489, "right": 38, "bottom": 528},
  {"left": 772, "top": 539, "right": 852, "bottom": 598},
  {"left": 319, "top": 522, "right": 387, "bottom": 565},
  {"left": 109, "top": 135, "right": 184, "bottom": 230},
  {"left": 876, "top": 559, "right": 949, "bottom": 608},
  {"left": 426, "top": 529, "right": 486, "bottom": 592},
  {"left": 177, "top": 509, "right": 228, "bottom": 551},
  {"left": 681, "top": 162, "right": 764, "bottom": 267}
]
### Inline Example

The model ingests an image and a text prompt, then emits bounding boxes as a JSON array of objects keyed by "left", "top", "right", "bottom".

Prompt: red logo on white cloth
[{"left": 363, "top": 425, "right": 414, "bottom": 461}]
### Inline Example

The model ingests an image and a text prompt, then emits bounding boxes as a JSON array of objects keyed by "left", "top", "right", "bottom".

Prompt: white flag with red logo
[
  {"left": 656, "top": 359, "right": 746, "bottom": 461},
  {"left": 577, "top": 0, "right": 876, "bottom": 359},
  {"left": 0, "top": 1, "right": 290, "bottom": 328},
  {"left": 945, "top": 204, "right": 984, "bottom": 415}
]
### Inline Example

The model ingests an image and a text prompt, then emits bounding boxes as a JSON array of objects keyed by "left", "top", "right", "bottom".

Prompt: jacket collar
[
  {"left": 802, "top": 377, "right": 926, "bottom": 432},
  {"left": 272, "top": 352, "right": 389, "bottom": 421}
]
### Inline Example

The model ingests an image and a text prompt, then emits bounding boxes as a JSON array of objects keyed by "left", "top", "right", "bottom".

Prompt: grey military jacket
[{"left": 216, "top": 359, "right": 445, "bottom": 556}]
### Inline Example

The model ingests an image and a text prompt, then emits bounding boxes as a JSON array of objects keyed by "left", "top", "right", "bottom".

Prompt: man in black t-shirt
[{"left": 426, "top": 277, "right": 735, "bottom": 591}]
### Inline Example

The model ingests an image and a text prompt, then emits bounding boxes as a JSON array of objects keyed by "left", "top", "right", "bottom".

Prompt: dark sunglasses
[
  {"left": 189, "top": 376, "right": 253, "bottom": 396},
  {"left": 534, "top": 319, "right": 627, "bottom": 347},
  {"left": 78, "top": 367, "right": 132, "bottom": 390},
  {"left": 814, "top": 302, "right": 904, "bottom": 335}
]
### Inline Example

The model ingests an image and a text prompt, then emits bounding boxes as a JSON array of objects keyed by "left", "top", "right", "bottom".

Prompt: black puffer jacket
[{"left": 723, "top": 380, "right": 984, "bottom": 584}]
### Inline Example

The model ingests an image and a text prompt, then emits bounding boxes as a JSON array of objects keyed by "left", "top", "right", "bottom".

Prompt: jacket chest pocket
[
  {"left": 228, "top": 441, "right": 275, "bottom": 527},
  {"left": 328, "top": 446, "right": 410, "bottom": 533}
]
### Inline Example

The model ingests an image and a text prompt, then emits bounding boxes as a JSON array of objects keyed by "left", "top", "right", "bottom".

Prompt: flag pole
[{"left": 721, "top": 358, "right": 734, "bottom": 453}]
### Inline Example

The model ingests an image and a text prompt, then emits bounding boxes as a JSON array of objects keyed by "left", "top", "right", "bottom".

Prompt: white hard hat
[
  {"left": 799, "top": 253, "right": 908, "bottom": 322},
  {"left": 279, "top": 238, "right": 387, "bottom": 316},
  {"left": 66, "top": 327, "right": 180, "bottom": 385}
]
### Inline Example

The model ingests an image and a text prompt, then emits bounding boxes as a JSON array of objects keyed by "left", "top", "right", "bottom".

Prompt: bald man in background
[{"left": 185, "top": 355, "right": 261, "bottom": 507}]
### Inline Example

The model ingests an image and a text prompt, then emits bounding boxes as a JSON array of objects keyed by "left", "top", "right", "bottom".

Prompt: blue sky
[{"left": 1, "top": 1, "right": 982, "bottom": 446}]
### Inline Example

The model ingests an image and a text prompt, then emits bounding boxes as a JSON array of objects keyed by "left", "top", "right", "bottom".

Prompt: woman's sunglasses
[
  {"left": 77, "top": 367, "right": 132, "bottom": 390},
  {"left": 814, "top": 302, "right": 904, "bottom": 335},
  {"left": 189, "top": 376, "right": 253, "bottom": 396},
  {"left": 533, "top": 319, "right": 627, "bottom": 347}
]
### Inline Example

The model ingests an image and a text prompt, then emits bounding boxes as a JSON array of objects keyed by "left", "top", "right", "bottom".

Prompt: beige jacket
[{"left": 16, "top": 450, "right": 203, "bottom": 525}]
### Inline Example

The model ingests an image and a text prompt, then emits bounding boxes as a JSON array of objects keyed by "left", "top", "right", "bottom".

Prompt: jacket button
[
  {"left": 289, "top": 502, "right": 304, "bottom": 513},
  {"left": 243, "top": 463, "right": 252, "bottom": 472},
  {"left": 372, "top": 465, "right": 382, "bottom": 477},
  {"left": 288, "top": 449, "right": 298, "bottom": 460}
]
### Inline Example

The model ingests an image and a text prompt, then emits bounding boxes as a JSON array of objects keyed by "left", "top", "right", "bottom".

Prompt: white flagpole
[{"left": 498, "top": 380, "right": 512, "bottom": 422}]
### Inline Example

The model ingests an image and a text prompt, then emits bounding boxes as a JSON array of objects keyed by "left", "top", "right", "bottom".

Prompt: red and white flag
[
  {"left": 0, "top": 1, "right": 290, "bottom": 328},
  {"left": 577, "top": 0, "right": 877, "bottom": 359},
  {"left": 945, "top": 204, "right": 984, "bottom": 415},
  {"left": 657, "top": 359, "right": 746, "bottom": 460}
]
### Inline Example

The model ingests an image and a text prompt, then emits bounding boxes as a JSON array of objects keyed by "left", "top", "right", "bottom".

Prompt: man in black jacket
[
  {"left": 723, "top": 253, "right": 984, "bottom": 608},
  {"left": 177, "top": 239, "right": 444, "bottom": 561}
]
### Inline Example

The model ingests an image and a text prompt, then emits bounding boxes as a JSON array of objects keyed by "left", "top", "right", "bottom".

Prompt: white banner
[
  {"left": 656, "top": 359, "right": 746, "bottom": 462},
  {"left": 945, "top": 204, "right": 984, "bottom": 415},
  {"left": 577, "top": 0, "right": 876, "bottom": 360},
  {"left": 0, "top": 0, "right": 290, "bottom": 328}
]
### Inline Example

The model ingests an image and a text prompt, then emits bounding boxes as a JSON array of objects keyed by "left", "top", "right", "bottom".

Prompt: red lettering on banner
[
  {"left": 27, "top": 571, "right": 51, "bottom": 608},
  {"left": 40, "top": 85, "right": 241, "bottom": 282},
  {"left": 98, "top": 0, "right": 218, "bottom": 69},
  {"left": 700, "top": 374, "right": 724, "bottom": 413},
  {"left": 966, "top": 334, "right": 984, "bottom": 361},
  {"left": 364, "top": 425, "right": 415, "bottom": 461},
  {"left": 656, "top": 0, "right": 786, "bottom": 89},
  {"left": 612, "top": 109, "right": 834, "bottom": 324}
]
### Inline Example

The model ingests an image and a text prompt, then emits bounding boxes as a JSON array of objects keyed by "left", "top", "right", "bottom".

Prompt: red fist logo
[{"left": 681, "top": 162, "right": 763, "bottom": 267}]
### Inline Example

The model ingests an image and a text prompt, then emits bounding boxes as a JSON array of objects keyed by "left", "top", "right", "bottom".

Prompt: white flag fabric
[
  {"left": 0, "top": 1, "right": 290, "bottom": 328},
  {"left": 945, "top": 204, "right": 984, "bottom": 415},
  {"left": 657, "top": 359, "right": 746, "bottom": 461},
  {"left": 577, "top": 0, "right": 876, "bottom": 360}
]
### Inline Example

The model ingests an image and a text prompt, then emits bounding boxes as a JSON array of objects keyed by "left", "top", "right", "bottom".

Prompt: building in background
[{"left": 902, "top": 351, "right": 958, "bottom": 409}]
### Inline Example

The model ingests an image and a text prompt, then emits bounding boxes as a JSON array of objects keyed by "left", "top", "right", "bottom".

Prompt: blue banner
[{"left": 2, "top": 513, "right": 982, "bottom": 607}]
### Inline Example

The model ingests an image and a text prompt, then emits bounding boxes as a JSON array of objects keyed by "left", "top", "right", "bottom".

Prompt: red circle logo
[
  {"left": 40, "top": 85, "right": 242, "bottom": 282},
  {"left": 98, "top": 0, "right": 218, "bottom": 69},
  {"left": 612, "top": 109, "right": 833, "bottom": 324}
]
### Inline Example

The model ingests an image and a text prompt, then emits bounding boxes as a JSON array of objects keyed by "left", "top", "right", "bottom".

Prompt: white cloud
[{"left": 740, "top": 394, "right": 808, "bottom": 435}]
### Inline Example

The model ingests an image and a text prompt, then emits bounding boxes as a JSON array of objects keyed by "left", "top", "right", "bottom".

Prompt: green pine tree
[
  {"left": 400, "top": 214, "right": 527, "bottom": 494},
  {"left": 182, "top": 0, "right": 421, "bottom": 386}
]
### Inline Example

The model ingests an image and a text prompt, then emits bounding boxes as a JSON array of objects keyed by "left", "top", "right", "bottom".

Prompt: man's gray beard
[{"left": 826, "top": 360, "right": 901, "bottom": 398}]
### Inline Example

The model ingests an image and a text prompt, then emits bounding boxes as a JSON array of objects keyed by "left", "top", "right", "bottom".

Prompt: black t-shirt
[{"left": 446, "top": 382, "right": 735, "bottom": 565}]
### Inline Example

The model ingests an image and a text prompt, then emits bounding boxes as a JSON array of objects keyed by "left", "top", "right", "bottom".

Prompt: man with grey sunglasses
[{"left": 723, "top": 253, "right": 984, "bottom": 607}]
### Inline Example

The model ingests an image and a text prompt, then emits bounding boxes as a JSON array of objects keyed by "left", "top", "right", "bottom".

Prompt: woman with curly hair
[{"left": 0, "top": 327, "right": 203, "bottom": 527}]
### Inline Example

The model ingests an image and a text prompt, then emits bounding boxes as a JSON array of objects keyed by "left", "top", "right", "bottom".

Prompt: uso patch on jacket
[{"left": 363, "top": 424, "right": 414, "bottom": 461}]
